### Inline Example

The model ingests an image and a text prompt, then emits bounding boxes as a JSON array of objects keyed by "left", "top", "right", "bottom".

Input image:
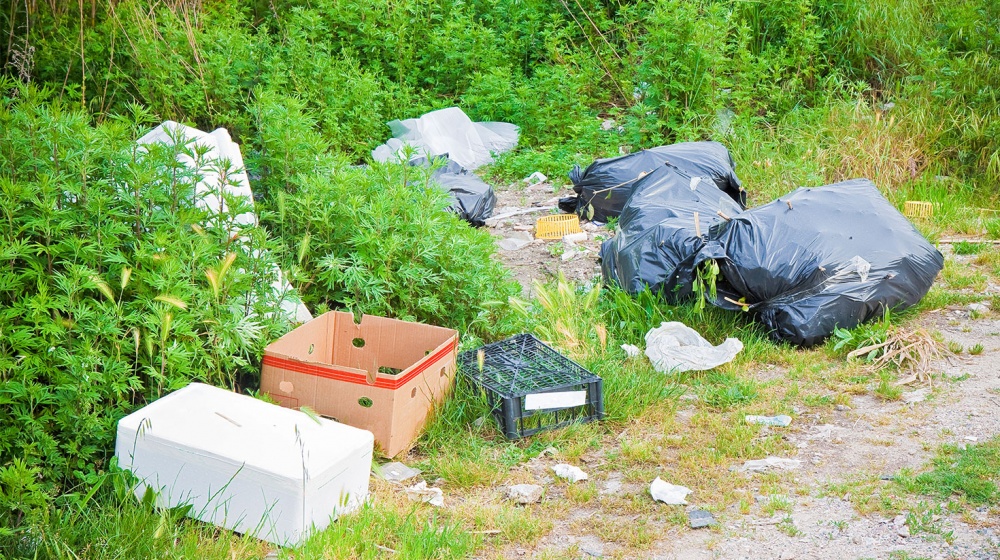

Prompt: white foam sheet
[
  {"left": 137, "top": 121, "right": 312, "bottom": 324},
  {"left": 115, "top": 383, "right": 375, "bottom": 546}
]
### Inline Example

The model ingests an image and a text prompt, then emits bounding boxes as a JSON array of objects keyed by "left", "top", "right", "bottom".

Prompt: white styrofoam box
[{"left": 115, "top": 383, "right": 374, "bottom": 546}]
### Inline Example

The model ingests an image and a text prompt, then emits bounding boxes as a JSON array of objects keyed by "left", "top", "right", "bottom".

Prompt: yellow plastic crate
[
  {"left": 535, "top": 214, "right": 583, "bottom": 240},
  {"left": 903, "top": 201, "right": 933, "bottom": 219}
]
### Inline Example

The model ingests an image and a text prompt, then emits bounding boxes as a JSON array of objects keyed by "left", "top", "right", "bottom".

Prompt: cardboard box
[
  {"left": 115, "top": 383, "right": 374, "bottom": 546},
  {"left": 261, "top": 311, "right": 459, "bottom": 457}
]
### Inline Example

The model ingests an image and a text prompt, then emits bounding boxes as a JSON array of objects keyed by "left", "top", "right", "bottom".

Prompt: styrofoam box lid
[{"left": 118, "top": 383, "right": 374, "bottom": 481}]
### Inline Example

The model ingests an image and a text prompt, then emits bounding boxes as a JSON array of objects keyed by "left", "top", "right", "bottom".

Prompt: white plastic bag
[
  {"left": 371, "top": 107, "right": 518, "bottom": 170},
  {"left": 644, "top": 321, "right": 742, "bottom": 373}
]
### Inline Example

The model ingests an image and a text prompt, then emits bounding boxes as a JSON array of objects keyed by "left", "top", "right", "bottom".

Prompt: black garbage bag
[
  {"left": 569, "top": 141, "right": 745, "bottom": 223},
  {"left": 410, "top": 156, "right": 496, "bottom": 226},
  {"left": 600, "top": 162, "right": 744, "bottom": 301},
  {"left": 699, "top": 179, "right": 944, "bottom": 346}
]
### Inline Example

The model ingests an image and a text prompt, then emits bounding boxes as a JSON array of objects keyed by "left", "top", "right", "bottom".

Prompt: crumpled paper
[
  {"left": 405, "top": 481, "right": 444, "bottom": 506},
  {"left": 740, "top": 457, "right": 802, "bottom": 473},
  {"left": 649, "top": 477, "right": 692, "bottom": 505},
  {"left": 551, "top": 464, "right": 588, "bottom": 483}
]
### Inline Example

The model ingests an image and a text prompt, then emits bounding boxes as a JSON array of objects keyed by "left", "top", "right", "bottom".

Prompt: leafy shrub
[
  {"left": 269, "top": 160, "right": 520, "bottom": 341},
  {"left": 0, "top": 84, "right": 289, "bottom": 512}
]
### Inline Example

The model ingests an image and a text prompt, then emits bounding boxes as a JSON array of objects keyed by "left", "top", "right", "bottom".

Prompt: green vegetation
[{"left": 2, "top": 0, "right": 1000, "bottom": 557}]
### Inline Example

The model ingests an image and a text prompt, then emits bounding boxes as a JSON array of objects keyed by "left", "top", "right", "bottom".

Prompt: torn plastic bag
[
  {"left": 599, "top": 163, "right": 744, "bottom": 301},
  {"left": 372, "top": 107, "right": 518, "bottom": 170},
  {"left": 568, "top": 141, "right": 745, "bottom": 222},
  {"left": 408, "top": 156, "right": 496, "bottom": 226},
  {"left": 644, "top": 321, "right": 742, "bottom": 373},
  {"left": 700, "top": 179, "right": 944, "bottom": 346}
]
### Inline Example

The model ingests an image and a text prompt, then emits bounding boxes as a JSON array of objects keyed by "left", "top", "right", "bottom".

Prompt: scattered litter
[
  {"left": 601, "top": 119, "right": 617, "bottom": 131},
  {"left": 689, "top": 509, "right": 717, "bottom": 529},
  {"left": 561, "top": 247, "right": 589, "bottom": 262},
  {"left": 552, "top": 464, "right": 588, "bottom": 483},
  {"left": 745, "top": 414, "right": 792, "bottom": 427},
  {"left": 741, "top": 457, "right": 802, "bottom": 473},
  {"left": 485, "top": 206, "right": 557, "bottom": 227},
  {"left": 379, "top": 462, "right": 422, "bottom": 483},
  {"left": 562, "top": 232, "right": 588, "bottom": 245},
  {"left": 621, "top": 344, "right": 641, "bottom": 358},
  {"left": 965, "top": 436, "right": 979, "bottom": 442},
  {"left": 371, "top": 107, "right": 518, "bottom": 170},
  {"left": 644, "top": 322, "right": 743, "bottom": 373},
  {"left": 524, "top": 171, "right": 548, "bottom": 185},
  {"left": 901, "top": 388, "right": 930, "bottom": 404},
  {"left": 649, "top": 477, "right": 692, "bottom": 505},
  {"left": 969, "top": 302, "right": 990, "bottom": 315},
  {"left": 506, "top": 484, "right": 544, "bottom": 504},
  {"left": 405, "top": 481, "right": 444, "bottom": 507},
  {"left": 498, "top": 237, "right": 532, "bottom": 251}
]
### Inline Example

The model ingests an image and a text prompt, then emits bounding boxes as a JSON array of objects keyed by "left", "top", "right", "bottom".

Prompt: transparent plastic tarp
[{"left": 372, "top": 107, "right": 518, "bottom": 170}]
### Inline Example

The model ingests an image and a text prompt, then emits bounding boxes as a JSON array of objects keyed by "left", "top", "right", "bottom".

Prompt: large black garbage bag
[
  {"left": 410, "top": 156, "right": 496, "bottom": 226},
  {"left": 600, "top": 163, "right": 744, "bottom": 301},
  {"left": 700, "top": 179, "right": 944, "bottom": 346},
  {"left": 569, "top": 141, "right": 745, "bottom": 223}
]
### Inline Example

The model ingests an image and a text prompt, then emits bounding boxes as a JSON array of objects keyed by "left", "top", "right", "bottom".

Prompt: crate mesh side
[{"left": 457, "top": 334, "right": 599, "bottom": 398}]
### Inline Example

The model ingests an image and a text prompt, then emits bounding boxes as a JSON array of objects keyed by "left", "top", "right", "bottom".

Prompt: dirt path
[{"left": 485, "top": 180, "right": 1000, "bottom": 559}]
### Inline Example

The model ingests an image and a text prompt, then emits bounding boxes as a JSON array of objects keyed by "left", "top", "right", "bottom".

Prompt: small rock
[
  {"left": 897, "top": 525, "right": 911, "bottom": 538},
  {"left": 580, "top": 542, "right": 604, "bottom": 557},
  {"left": 689, "top": 509, "right": 717, "bottom": 529},
  {"left": 965, "top": 436, "right": 979, "bottom": 442},
  {"left": 741, "top": 457, "right": 802, "bottom": 472},
  {"left": 601, "top": 119, "right": 616, "bottom": 131},
  {"left": 968, "top": 302, "right": 990, "bottom": 316},
  {"left": 512, "top": 224, "right": 533, "bottom": 231},
  {"left": 836, "top": 404, "right": 851, "bottom": 411},
  {"left": 506, "top": 484, "right": 544, "bottom": 504},
  {"left": 745, "top": 414, "right": 792, "bottom": 427},
  {"left": 582, "top": 222, "right": 602, "bottom": 231},
  {"left": 892, "top": 514, "right": 907, "bottom": 527},
  {"left": 902, "top": 388, "right": 929, "bottom": 404},
  {"left": 562, "top": 232, "right": 588, "bottom": 244},
  {"left": 498, "top": 237, "right": 531, "bottom": 251}
]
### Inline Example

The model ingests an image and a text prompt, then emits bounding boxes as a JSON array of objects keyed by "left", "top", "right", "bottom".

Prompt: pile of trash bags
[{"left": 590, "top": 144, "right": 943, "bottom": 347}]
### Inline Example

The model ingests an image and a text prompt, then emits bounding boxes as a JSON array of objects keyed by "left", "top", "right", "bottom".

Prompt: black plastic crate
[{"left": 458, "top": 334, "right": 604, "bottom": 439}]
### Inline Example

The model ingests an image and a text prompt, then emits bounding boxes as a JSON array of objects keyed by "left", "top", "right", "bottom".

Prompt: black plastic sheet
[
  {"left": 410, "top": 156, "right": 496, "bottom": 226},
  {"left": 700, "top": 179, "right": 944, "bottom": 346},
  {"left": 569, "top": 141, "right": 745, "bottom": 223}
]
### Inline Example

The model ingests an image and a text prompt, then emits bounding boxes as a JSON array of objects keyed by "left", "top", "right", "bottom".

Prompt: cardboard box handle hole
[
  {"left": 352, "top": 337, "right": 365, "bottom": 348},
  {"left": 358, "top": 397, "right": 373, "bottom": 408},
  {"left": 411, "top": 388, "right": 417, "bottom": 398}
]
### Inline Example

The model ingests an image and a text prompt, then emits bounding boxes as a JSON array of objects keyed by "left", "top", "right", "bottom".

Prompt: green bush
[
  {"left": 0, "top": 84, "right": 290, "bottom": 516},
  {"left": 269, "top": 159, "right": 520, "bottom": 342}
]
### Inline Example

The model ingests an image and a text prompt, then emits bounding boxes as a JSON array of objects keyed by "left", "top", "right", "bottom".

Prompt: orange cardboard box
[{"left": 261, "top": 311, "right": 459, "bottom": 457}]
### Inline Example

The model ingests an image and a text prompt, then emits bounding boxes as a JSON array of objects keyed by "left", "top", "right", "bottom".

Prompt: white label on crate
[{"left": 524, "top": 391, "right": 587, "bottom": 411}]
